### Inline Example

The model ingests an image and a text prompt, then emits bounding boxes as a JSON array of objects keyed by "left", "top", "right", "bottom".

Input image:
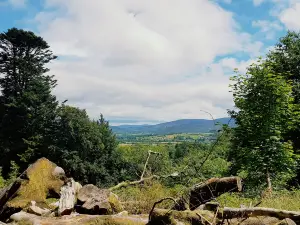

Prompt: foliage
[
  {"left": 229, "top": 59, "right": 297, "bottom": 189},
  {"left": 0, "top": 28, "right": 58, "bottom": 176},
  {"left": 116, "top": 133, "right": 215, "bottom": 144},
  {"left": 114, "top": 181, "right": 181, "bottom": 214},
  {"left": 116, "top": 130, "right": 231, "bottom": 188},
  {"left": 47, "top": 105, "right": 121, "bottom": 187},
  {"left": 116, "top": 144, "right": 173, "bottom": 182},
  {"left": 5, "top": 161, "right": 20, "bottom": 185},
  {"left": 265, "top": 31, "right": 300, "bottom": 185},
  {"left": 0, "top": 168, "right": 5, "bottom": 188}
]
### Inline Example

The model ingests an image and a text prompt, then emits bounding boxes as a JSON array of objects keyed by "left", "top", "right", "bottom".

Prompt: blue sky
[{"left": 1, "top": 0, "right": 300, "bottom": 125}]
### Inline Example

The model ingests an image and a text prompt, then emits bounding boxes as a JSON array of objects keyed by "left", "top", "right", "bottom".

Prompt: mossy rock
[
  {"left": 77, "top": 184, "right": 123, "bottom": 215},
  {"left": 109, "top": 193, "right": 123, "bottom": 213},
  {"left": 8, "top": 158, "right": 64, "bottom": 209}
]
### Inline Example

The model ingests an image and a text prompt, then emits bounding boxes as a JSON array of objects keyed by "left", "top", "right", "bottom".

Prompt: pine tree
[{"left": 0, "top": 28, "right": 58, "bottom": 175}]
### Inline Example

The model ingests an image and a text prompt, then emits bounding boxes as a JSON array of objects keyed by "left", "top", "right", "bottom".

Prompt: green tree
[
  {"left": 48, "top": 105, "right": 121, "bottom": 186},
  {"left": 0, "top": 28, "right": 58, "bottom": 176},
  {"left": 266, "top": 31, "right": 300, "bottom": 151},
  {"left": 229, "top": 60, "right": 296, "bottom": 190}
]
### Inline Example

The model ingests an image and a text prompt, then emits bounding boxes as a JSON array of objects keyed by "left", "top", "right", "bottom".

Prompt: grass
[
  {"left": 114, "top": 181, "right": 184, "bottom": 214},
  {"left": 217, "top": 190, "right": 300, "bottom": 211},
  {"left": 8, "top": 158, "right": 63, "bottom": 208},
  {"left": 115, "top": 180, "right": 300, "bottom": 215}
]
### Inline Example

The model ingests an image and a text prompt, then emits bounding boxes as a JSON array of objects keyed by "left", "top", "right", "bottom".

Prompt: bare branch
[{"left": 148, "top": 197, "right": 178, "bottom": 221}]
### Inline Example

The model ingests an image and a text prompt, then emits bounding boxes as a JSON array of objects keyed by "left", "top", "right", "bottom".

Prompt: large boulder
[
  {"left": 0, "top": 158, "right": 66, "bottom": 222},
  {"left": 76, "top": 184, "right": 123, "bottom": 215}
]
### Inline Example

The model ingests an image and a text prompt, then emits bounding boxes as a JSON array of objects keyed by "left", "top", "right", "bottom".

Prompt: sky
[{"left": 0, "top": 0, "right": 300, "bottom": 125}]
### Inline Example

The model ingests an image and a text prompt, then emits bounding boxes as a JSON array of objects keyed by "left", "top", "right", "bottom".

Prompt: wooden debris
[
  {"left": 220, "top": 207, "right": 300, "bottom": 222},
  {"left": 173, "top": 176, "right": 242, "bottom": 210}
]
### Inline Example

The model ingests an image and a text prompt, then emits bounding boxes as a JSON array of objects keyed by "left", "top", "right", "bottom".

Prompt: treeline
[{"left": 116, "top": 133, "right": 214, "bottom": 144}]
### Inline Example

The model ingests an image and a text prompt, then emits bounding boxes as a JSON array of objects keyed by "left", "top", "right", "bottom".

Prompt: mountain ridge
[{"left": 111, "top": 117, "right": 234, "bottom": 135}]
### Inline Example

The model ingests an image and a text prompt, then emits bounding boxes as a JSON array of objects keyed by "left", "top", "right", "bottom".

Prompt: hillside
[{"left": 111, "top": 117, "right": 234, "bottom": 135}]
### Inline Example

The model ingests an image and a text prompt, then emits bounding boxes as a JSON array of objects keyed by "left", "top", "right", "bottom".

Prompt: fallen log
[
  {"left": 173, "top": 176, "right": 242, "bottom": 210},
  {"left": 220, "top": 207, "right": 300, "bottom": 222}
]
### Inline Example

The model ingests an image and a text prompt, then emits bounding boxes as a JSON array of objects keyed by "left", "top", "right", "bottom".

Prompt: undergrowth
[
  {"left": 114, "top": 181, "right": 185, "bottom": 214},
  {"left": 115, "top": 181, "right": 300, "bottom": 214},
  {"left": 217, "top": 190, "right": 300, "bottom": 211}
]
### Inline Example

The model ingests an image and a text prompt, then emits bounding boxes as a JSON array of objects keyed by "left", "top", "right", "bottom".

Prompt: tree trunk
[
  {"left": 172, "top": 176, "right": 243, "bottom": 210},
  {"left": 220, "top": 207, "right": 300, "bottom": 222},
  {"left": 58, "top": 178, "right": 76, "bottom": 216}
]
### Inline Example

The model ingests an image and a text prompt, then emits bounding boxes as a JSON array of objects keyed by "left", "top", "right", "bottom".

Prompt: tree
[
  {"left": 229, "top": 60, "right": 296, "bottom": 190},
  {"left": 0, "top": 28, "right": 58, "bottom": 175},
  {"left": 266, "top": 31, "right": 300, "bottom": 151},
  {"left": 48, "top": 105, "right": 121, "bottom": 187}
]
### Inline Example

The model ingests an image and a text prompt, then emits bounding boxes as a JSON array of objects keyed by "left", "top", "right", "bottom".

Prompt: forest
[{"left": 1, "top": 28, "right": 300, "bottom": 224}]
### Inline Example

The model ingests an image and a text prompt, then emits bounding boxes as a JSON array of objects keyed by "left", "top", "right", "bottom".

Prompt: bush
[{"left": 0, "top": 168, "right": 5, "bottom": 188}]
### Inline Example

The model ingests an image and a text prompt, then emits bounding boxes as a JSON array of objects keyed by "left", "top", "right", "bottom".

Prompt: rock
[
  {"left": 76, "top": 184, "right": 123, "bottom": 215},
  {"left": 197, "top": 202, "right": 219, "bottom": 211},
  {"left": 52, "top": 166, "right": 65, "bottom": 179},
  {"left": 10, "top": 212, "right": 148, "bottom": 225},
  {"left": 49, "top": 201, "right": 59, "bottom": 208},
  {"left": 58, "top": 178, "right": 77, "bottom": 216},
  {"left": 276, "top": 218, "right": 297, "bottom": 225},
  {"left": 117, "top": 211, "right": 129, "bottom": 216},
  {"left": 27, "top": 201, "right": 51, "bottom": 216},
  {"left": 75, "top": 182, "right": 82, "bottom": 195},
  {"left": 10, "top": 211, "right": 41, "bottom": 225},
  {"left": 0, "top": 158, "right": 65, "bottom": 221}
]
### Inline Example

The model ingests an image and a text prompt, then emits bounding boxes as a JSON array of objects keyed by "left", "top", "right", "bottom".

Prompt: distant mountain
[{"left": 111, "top": 117, "right": 235, "bottom": 135}]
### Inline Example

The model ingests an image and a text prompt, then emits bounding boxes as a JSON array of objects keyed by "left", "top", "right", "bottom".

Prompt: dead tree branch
[
  {"left": 220, "top": 207, "right": 300, "bottom": 222},
  {"left": 173, "top": 176, "right": 242, "bottom": 211},
  {"left": 148, "top": 197, "right": 178, "bottom": 221},
  {"left": 140, "top": 150, "right": 161, "bottom": 180}
]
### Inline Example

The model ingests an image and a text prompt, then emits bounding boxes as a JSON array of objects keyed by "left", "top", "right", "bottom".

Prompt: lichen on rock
[{"left": 8, "top": 158, "right": 64, "bottom": 209}]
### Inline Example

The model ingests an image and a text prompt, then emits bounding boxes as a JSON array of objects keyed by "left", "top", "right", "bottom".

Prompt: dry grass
[
  {"left": 217, "top": 190, "right": 300, "bottom": 211},
  {"left": 85, "top": 216, "right": 147, "bottom": 225},
  {"left": 115, "top": 179, "right": 300, "bottom": 215},
  {"left": 114, "top": 181, "right": 181, "bottom": 214},
  {"left": 8, "top": 158, "right": 64, "bottom": 208}
]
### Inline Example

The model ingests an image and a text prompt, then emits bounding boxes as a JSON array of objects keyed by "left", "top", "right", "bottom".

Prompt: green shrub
[{"left": 0, "top": 167, "right": 5, "bottom": 188}]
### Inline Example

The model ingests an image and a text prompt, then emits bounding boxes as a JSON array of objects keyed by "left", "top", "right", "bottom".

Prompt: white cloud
[
  {"left": 252, "top": 20, "right": 283, "bottom": 39},
  {"left": 253, "top": 0, "right": 265, "bottom": 6},
  {"left": 219, "top": 57, "right": 257, "bottom": 74},
  {"left": 8, "top": 0, "right": 26, "bottom": 8},
  {"left": 279, "top": 2, "right": 300, "bottom": 30},
  {"left": 33, "top": 0, "right": 262, "bottom": 123}
]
